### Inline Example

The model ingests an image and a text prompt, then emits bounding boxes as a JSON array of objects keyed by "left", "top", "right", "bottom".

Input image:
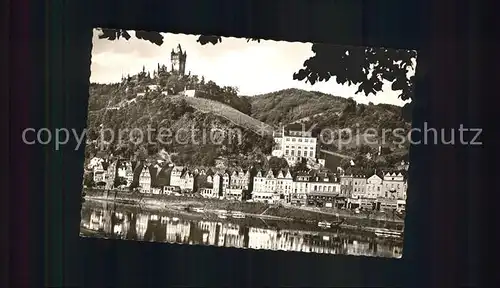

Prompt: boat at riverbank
[
  {"left": 231, "top": 211, "right": 245, "bottom": 219},
  {"left": 374, "top": 228, "right": 403, "bottom": 238},
  {"left": 318, "top": 218, "right": 345, "bottom": 229},
  {"left": 318, "top": 221, "right": 332, "bottom": 228}
]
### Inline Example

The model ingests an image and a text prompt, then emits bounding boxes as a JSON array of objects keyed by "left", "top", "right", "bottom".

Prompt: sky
[{"left": 91, "top": 29, "right": 416, "bottom": 106}]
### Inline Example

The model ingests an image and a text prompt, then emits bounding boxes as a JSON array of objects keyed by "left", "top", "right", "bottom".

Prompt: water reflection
[{"left": 80, "top": 201, "right": 403, "bottom": 258}]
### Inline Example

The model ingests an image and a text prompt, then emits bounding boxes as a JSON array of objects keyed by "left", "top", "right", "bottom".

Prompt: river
[{"left": 80, "top": 199, "right": 403, "bottom": 258}]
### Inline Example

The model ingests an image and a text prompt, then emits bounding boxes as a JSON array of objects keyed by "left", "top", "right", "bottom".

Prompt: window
[
  {"left": 310, "top": 151, "right": 314, "bottom": 157},
  {"left": 298, "top": 138, "right": 302, "bottom": 142},
  {"left": 292, "top": 138, "right": 296, "bottom": 142},
  {"left": 285, "top": 150, "right": 289, "bottom": 155},
  {"left": 304, "top": 139, "right": 308, "bottom": 142},
  {"left": 291, "top": 151, "right": 294, "bottom": 156},
  {"left": 286, "top": 138, "right": 290, "bottom": 141},
  {"left": 377, "top": 187, "right": 380, "bottom": 191},
  {"left": 298, "top": 151, "right": 301, "bottom": 156}
]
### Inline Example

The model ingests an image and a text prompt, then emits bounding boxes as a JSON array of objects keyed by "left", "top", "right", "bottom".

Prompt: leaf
[
  {"left": 197, "top": 35, "right": 222, "bottom": 45},
  {"left": 98, "top": 28, "right": 120, "bottom": 41},
  {"left": 134, "top": 30, "right": 164, "bottom": 46},
  {"left": 121, "top": 30, "right": 131, "bottom": 40}
]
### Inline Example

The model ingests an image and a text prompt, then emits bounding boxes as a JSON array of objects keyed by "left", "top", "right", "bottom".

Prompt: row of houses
[{"left": 87, "top": 158, "right": 407, "bottom": 211}]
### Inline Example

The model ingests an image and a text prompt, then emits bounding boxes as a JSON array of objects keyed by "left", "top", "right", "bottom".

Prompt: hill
[
  {"left": 86, "top": 66, "right": 410, "bottom": 174},
  {"left": 247, "top": 88, "right": 346, "bottom": 124},
  {"left": 173, "top": 96, "right": 273, "bottom": 136},
  {"left": 248, "top": 88, "right": 410, "bottom": 149},
  {"left": 85, "top": 89, "right": 275, "bottom": 168}
]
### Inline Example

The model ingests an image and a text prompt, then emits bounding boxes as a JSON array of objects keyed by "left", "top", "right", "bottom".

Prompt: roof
[
  {"left": 196, "top": 174, "right": 214, "bottom": 189},
  {"left": 206, "top": 168, "right": 215, "bottom": 176},
  {"left": 155, "top": 166, "right": 173, "bottom": 187}
]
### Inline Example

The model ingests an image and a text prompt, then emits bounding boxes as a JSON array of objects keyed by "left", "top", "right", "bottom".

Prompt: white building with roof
[
  {"left": 366, "top": 174, "right": 383, "bottom": 199},
  {"left": 139, "top": 165, "right": 152, "bottom": 193},
  {"left": 382, "top": 172, "right": 406, "bottom": 199},
  {"left": 271, "top": 126, "right": 320, "bottom": 167}
]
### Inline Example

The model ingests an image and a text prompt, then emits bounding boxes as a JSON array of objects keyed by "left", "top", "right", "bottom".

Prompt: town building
[
  {"left": 196, "top": 169, "right": 215, "bottom": 198},
  {"left": 220, "top": 171, "right": 231, "bottom": 198},
  {"left": 169, "top": 166, "right": 185, "bottom": 187},
  {"left": 382, "top": 172, "right": 406, "bottom": 199},
  {"left": 276, "top": 169, "right": 294, "bottom": 203},
  {"left": 117, "top": 161, "right": 128, "bottom": 178},
  {"left": 92, "top": 161, "right": 106, "bottom": 184},
  {"left": 271, "top": 125, "right": 322, "bottom": 167},
  {"left": 179, "top": 171, "right": 195, "bottom": 192},
  {"left": 138, "top": 165, "right": 152, "bottom": 193},
  {"left": 252, "top": 169, "right": 279, "bottom": 203},
  {"left": 339, "top": 174, "right": 353, "bottom": 197},
  {"left": 291, "top": 171, "right": 313, "bottom": 205},
  {"left": 351, "top": 175, "right": 367, "bottom": 198},
  {"left": 105, "top": 160, "right": 118, "bottom": 190},
  {"left": 225, "top": 168, "right": 251, "bottom": 201},
  {"left": 211, "top": 172, "right": 224, "bottom": 198},
  {"left": 305, "top": 173, "right": 341, "bottom": 207},
  {"left": 366, "top": 173, "right": 383, "bottom": 199},
  {"left": 124, "top": 162, "right": 134, "bottom": 187}
]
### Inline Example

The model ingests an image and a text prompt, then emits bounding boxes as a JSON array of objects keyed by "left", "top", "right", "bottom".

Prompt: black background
[{"left": 5, "top": 0, "right": 491, "bottom": 287}]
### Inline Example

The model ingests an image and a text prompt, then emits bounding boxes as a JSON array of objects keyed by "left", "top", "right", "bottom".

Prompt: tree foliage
[{"left": 293, "top": 45, "right": 417, "bottom": 101}]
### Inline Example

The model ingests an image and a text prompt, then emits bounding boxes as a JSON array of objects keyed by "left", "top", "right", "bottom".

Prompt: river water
[{"left": 80, "top": 200, "right": 403, "bottom": 258}]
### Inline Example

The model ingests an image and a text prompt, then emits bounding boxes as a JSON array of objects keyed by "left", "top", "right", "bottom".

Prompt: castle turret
[{"left": 171, "top": 44, "right": 187, "bottom": 75}]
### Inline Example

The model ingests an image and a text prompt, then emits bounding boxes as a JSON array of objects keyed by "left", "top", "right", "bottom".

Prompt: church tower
[{"left": 171, "top": 44, "right": 187, "bottom": 75}]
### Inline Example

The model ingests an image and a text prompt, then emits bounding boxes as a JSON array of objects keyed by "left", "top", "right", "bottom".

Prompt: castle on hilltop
[{"left": 170, "top": 44, "right": 187, "bottom": 75}]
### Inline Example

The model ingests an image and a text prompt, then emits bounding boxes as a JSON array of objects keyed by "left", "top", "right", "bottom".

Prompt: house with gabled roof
[
  {"left": 138, "top": 164, "right": 152, "bottom": 193},
  {"left": 124, "top": 162, "right": 134, "bottom": 187},
  {"left": 179, "top": 170, "right": 195, "bottom": 192},
  {"left": 196, "top": 172, "right": 216, "bottom": 198},
  {"left": 92, "top": 161, "right": 107, "bottom": 185},
  {"left": 382, "top": 171, "right": 406, "bottom": 200},
  {"left": 223, "top": 167, "right": 252, "bottom": 201},
  {"left": 105, "top": 160, "right": 118, "bottom": 190},
  {"left": 153, "top": 166, "right": 181, "bottom": 194},
  {"left": 169, "top": 166, "right": 185, "bottom": 188},
  {"left": 366, "top": 173, "right": 383, "bottom": 199},
  {"left": 276, "top": 169, "right": 293, "bottom": 203},
  {"left": 211, "top": 171, "right": 225, "bottom": 199},
  {"left": 251, "top": 168, "right": 281, "bottom": 203}
]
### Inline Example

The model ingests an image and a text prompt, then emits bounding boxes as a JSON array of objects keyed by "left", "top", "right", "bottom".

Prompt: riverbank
[
  {"left": 83, "top": 189, "right": 404, "bottom": 231},
  {"left": 81, "top": 199, "right": 404, "bottom": 245}
]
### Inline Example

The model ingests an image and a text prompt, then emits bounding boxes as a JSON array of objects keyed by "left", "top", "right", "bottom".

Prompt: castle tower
[{"left": 171, "top": 44, "right": 187, "bottom": 75}]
